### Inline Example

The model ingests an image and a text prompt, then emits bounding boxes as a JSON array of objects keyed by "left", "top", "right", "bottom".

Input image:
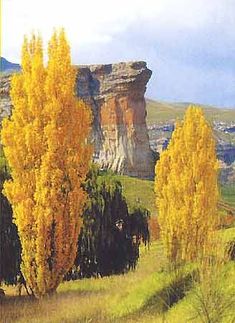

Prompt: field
[
  {"left": 102, "top": 174, "right": 235, "bottom": 218},
  {"left": 2, "top": 228, "right": 235, "bottom": 323},
  {"left": 146, "top": 99, "right": 235, "bottom": 124},
  {"left": 146, "top": 100, "right": 235, "bottom": 146},
  {"left": 101, "top": 174, "right": 156, "bottom": 216},
  {"left": 1, "top": 174, "right": 234, "bottom": 322},
  {"left": 221, "top": 184, "right": 235, "bottom": 207},
  {"left": 1, "top": 102, "right": 235, "bottom": 322}
]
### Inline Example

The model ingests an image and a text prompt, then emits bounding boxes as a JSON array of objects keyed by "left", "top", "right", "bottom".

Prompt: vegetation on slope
[
  {"left": 2, "top": 227, "right": 235, "bottom": 323},
  {"left": 1, "top": 85, "right": 234, "bottom": 322},
  {"left": 146, "top": 99, "right": 235, "bottom": 124},
  {"left": 99, "top": 172, "right": 156, "bottom": 216},
  {"left": 220, "top": 184, "right": 235, "bottom": 207},
  {"left": 100, "top": 173, "right": 234, "bottom": 219}
]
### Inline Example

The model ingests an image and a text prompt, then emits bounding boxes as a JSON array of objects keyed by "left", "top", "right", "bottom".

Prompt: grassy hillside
[
  {"left": 146, "top": 99, "right": 235, "bottom": 124},
  {"left": 1, "top": 242, "right": 165, "bottom": 322},
  {"left": 106, "top": 174, "right": 156, "bottom": 215},
  {"left": 2, "top": 229, "right": 235, "bottom": 322},
  {"left": 99, "top": 174, "right": 235, "bottom": 217},
  {"left": 221, "top": 184, "right": 235, "bottom": 207},
  {"left": 1, "top": 173, "right": 234, "bottom": 323}
]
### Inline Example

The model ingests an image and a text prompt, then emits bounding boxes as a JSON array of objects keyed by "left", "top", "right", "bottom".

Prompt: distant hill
[
  {"left": 146, "top": 99, "right": 235, "bottom": 185},
  {"left": 146, "top": 99, "right": 235, "bottom": 124},
  {"left": 0, "top": 57, "right": 20, "bottom": 73}
]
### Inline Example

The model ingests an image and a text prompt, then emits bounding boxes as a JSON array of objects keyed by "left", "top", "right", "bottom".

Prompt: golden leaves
[
  {"left": 155, "top": 106, "right": 219, "bottom": 263},
  {"left": 1, "top": 30, "right": 92, "bottom": 297}
]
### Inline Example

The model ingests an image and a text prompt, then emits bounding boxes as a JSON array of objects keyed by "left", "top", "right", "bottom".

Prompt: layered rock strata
[
  {"left": 76, "top": 61, "right": 154, "bottom": 178},
  {"left": 0, "top": 61, "right": 154, "bottom": 178},
  {"left": 0, "top": 74, "right": 12, "bottom": 120}
]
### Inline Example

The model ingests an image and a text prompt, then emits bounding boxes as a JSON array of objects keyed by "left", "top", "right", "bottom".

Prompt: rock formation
[
  {"left": 76, "top": 61, "right": 154, "bottom": 178},
  {"left": 0, "top": 74, "right": 12, "bottom": 120},
  {"left": 0, "top": 61, "right": 154, "bottom": 178}
]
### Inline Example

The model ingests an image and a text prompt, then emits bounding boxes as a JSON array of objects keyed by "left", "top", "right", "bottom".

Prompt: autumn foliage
[
  {"left": 1, "top": 30, "right": 92, "bottom": 296},
  {"left": 155, "top": 106, "right": 219, "bottom": 263}
]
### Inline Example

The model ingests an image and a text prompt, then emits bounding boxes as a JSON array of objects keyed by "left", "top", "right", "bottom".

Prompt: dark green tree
[
  {"left": 68, "top": 166, "right": 150, "bottom": 279},
  {"left": 0, "top": 148, "right": 21, "bottom": 284}
]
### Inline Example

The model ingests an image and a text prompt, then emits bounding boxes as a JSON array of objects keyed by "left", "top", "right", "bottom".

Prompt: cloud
[
  {"left": 2, "top": 0, "right": 235, "bottom": 107},
  {"left": 3, "top": 0, "right": 233, "bottom": 60}
]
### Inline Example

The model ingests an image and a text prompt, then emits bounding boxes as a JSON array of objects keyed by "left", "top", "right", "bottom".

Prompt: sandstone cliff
[
  {"left": 0, "top": 74, "right": 12, "bottom": 120},
  {"left": 0, "top": 61, "right": 154, "bottom": 178},
  {"left": 76, "top": 61, "right": 154, "bottom": 178}
]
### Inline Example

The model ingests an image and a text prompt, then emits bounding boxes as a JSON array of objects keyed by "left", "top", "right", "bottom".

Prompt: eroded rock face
[
  {"left": 0, "top": 74, "right": 12, "bottom": 120},
  {"left": 76, "top": 62, "right": 154, "bottom": 178},
  {"left": 0, "top": 61, "right": 154, "bottom": 178}
]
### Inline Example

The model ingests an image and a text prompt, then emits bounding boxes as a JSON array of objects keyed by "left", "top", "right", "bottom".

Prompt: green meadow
[
  {"left": 1, "top": 167, "right": 234, "bottom": 323},
  {"left": 146, "top": 99, "right": 235, "bottom": 124},
  {"left": 2, "top": 227, "right": 235, "bottom": 323}
]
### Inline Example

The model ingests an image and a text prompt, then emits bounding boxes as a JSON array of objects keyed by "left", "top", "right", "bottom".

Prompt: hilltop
[
  {"left": 146, "top": 99, "right": 235, "bottom": 185},
  {"left": 146, "top": 99, "right": 235, "bottom": 146},
  {"left": 0, "top": 57, "right": 20, "bottom": 73},
  {"left": 146, "top": 99, "right": 235, "bottom": 124}
]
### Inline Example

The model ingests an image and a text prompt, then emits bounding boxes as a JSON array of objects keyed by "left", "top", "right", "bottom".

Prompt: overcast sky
[{"left": 2, "top": 0, "right": 235, "bottom": 107}]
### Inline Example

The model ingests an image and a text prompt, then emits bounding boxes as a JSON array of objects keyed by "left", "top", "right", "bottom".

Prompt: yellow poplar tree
[
  {"left": 1, "top": 30, "right": 92, "bottom": 297},
  {"left": 155, "top": 106, "right": 219, "bottom": 263}
]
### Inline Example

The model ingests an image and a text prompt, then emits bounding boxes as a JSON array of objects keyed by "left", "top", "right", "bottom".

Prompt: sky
[{"left": 2, "top": 0, "right": 235, "bottom": 108}]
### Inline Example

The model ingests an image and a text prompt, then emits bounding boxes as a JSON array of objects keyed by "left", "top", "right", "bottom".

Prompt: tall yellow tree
[
  {"left": 155, "top": 106, "right": 219, "bottom": 263},
  {"left": 1, "top": 30, "right": 92, "bottom": 297}
]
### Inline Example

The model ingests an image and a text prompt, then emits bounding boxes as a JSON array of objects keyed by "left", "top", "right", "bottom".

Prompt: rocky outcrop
[
  {"left": 76, "top": 62, "right": 154, "bottom": 178},
  {"left": 0, "top": 74, "right": 12, "bottom": 120},
  {"left": 0, "top": 61, "right": 154, "bottom": 178}
]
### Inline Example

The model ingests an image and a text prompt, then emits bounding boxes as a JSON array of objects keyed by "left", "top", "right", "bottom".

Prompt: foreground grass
[
  {"left": 2, "top": 170, "right": 235, "bottom": 322},
  {"left": 2, "top": 227, "right": 234, "bottom": 323},
  {"left": 165, "top": 261, "right": 235, "bottom": 323},
  {"left": 1, "top": 243, "right": 162, "bottom": 322},
  {"left": 1, "top": 242, "right": 195, "bottom": 323}
]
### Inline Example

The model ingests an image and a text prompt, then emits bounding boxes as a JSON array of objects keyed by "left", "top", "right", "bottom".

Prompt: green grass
[
  {"left": 99, "top": 174, "right": 235, "bottom": 218},
  {"left": 146, "top": 99, "right": 235, "bottom": 125},
  {"left": 2, "top": 228, "right": 235, "bottom": 322},
  {"left": 146, "top": 99, "right": 235, "bottom": 146},
  {"left": 1, "top": 242, "right": 196, "bottom": 323},
  {"left": 1, "top": 242, "right": 164, "bottom": 322},
  {"left": 220, "top": 184, "right": 235, "bottom": 207},
  {"left": 219, "top": 226, "right": 235, "bottom": 242},
  {"left": 165, "top": 261, "right": 235, "bottom": 323},
  {"left": 99, "top": 173, "right": 157, "bottom": 216},
  {"left": 146, "top": 100, "right": 187, "bottom": 124},
  {"left": 107, "top": 264, "right": 195, "bottom": 320}
]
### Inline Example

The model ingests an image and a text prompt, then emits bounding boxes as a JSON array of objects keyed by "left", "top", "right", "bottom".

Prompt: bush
[
  {"left": 66, "top": 166, "right": 150, "bottom": 279},
  {"left": 0, "top": 154, "right": 21, "bottom": 285}
]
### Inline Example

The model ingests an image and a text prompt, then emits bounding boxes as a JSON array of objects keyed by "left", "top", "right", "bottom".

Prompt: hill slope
[
  {"left": 100, "top": 173, "right": 235, "bottom": 217},
  {"left": 146, "top": 99, "right": 235, "bottom": 124},
  {"left": 146, "top": 99, "right": 235, "bottom": 185},
  {"left": 0, "top": 57, "right": 20, "bottom": 73}
]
